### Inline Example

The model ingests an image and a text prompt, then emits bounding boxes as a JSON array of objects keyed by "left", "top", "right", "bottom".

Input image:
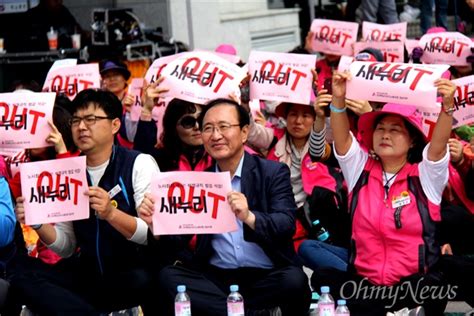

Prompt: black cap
[{"left": 100, "top": 60, "right": 131, "bottom": 80}]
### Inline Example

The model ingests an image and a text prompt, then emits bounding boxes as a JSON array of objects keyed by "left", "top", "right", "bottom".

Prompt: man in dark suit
[{"left": 139, "top": 98, "right": 311, "bottom": 316}]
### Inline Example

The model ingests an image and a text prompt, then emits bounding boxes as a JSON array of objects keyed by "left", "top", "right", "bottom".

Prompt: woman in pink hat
[{"left": 311, "top": 70, "right": 457, "bottom": 315}]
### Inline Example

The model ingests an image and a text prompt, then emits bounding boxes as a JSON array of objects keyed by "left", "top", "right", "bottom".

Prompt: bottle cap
[
  {"left": 317, "top": 231, "right": 330, "bottom": 242},
  {"left": 312, "top": 219, "right": 320, "bottom": 226},
  {"left": 320, "top": 286, "right": 330, "bottom": 293},
  {"left": 177, "top": 285, "right": 186, "bottom": 293},
  {"left": 230, "top": 284, "right": 239, "bottom": 292},
  {"left": 337, "top": 299, "right": 346, "bottom": 305},
  {"left": 311, "top": 292, "right": 320, "bottom": 300}
]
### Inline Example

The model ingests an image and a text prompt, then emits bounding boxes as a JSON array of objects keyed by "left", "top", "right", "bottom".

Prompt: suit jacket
[{"left": 156, "top": 152, "right": 300, "bottom": 269}]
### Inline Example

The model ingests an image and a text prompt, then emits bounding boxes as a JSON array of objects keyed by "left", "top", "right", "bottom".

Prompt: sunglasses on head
[{"left": 178, "top": 115, "right": 199, "bottom": 129}]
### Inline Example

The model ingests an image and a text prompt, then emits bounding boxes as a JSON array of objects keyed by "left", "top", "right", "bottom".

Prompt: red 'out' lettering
[
  {"left": 28, "top": 109, "right": 46, "bottom": 134},
  {"left": 409, "top": 68, "right": 433, "bottom": 91},
  {"left": 424, "top": 118, "right": 436, "bottom": 140},
  {"left": 207, "top": 191, "right": 225, "bottom": 219}
]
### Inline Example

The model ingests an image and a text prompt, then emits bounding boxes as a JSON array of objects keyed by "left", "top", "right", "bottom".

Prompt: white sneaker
[{"left": 400, "top": 4, "right": 420, "bottom": 22}]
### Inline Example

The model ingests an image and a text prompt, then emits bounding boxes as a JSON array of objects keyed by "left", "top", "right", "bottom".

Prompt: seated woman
[
  {"left": 316, "top": 70, "right": 456, "bottom": 315},
  {"left": 135, "top": 97, "right": 211, "bottom": 172},
  {"left": 266, "top": 101, "right": 332, "bottom": 247}
]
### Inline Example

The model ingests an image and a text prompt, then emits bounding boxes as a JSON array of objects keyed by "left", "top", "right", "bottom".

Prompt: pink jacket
[
  {"left": 178, "top": 153, "right": 213, "bottom": 172},
  {"left": 267, "top": 133, "right": 333, "bottom": 195},
  {"left": 447, "top": 163, "right": 474, "bottom": 214},
  {"left": 350, "top": 158, "right": 441, "bottom": 286}
]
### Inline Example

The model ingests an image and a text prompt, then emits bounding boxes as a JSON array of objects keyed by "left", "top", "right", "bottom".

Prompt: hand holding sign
[
  {"left": 434, "top": 78, "right": 456, "bottom": 110},
  {"left": 304, "top": 31, "right": 314, "bottom": 53},
  {"left": 227, "top": 191, "right": 253, "bottom": 227},
  {"left": 14, "top": 196, "right": 26, "bottom": 224},
  {"left": 345, "top": 99, "right": 372, "bottom": 116},
  {"left": 45, "top": 120, "right": 67, "bottom": 155},
  {"left": 137, "top": 192, "right": 155, "bottom": 227},
  {"left": 143, "top": 77, "right": 169, "bottom": 113},
  {"left": 122, "top": 94, "right": 135, "bottom": 113},
  {"left": 86, "top": 186, "right": 115, "bottom": 221},
  {"left": 332, "top": 71, "right": 351, "bottom": 99}
]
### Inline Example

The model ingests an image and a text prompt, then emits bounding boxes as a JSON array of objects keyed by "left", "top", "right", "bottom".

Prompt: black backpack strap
[
  {"left": 348, "top": 170, "right": 370, "bottom": 266},
  {"left": 408, "top": 176, "right": 440, "bottom": 273}
]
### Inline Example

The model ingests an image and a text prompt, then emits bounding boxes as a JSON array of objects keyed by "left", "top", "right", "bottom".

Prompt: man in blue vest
[{"left": 12, "top": 89, "right": 160, "bottom": 315}]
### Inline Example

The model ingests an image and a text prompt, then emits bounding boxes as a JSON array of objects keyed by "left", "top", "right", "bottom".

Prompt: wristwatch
[
  {"left": 30, "top": 224, "right": 43, "bottom": 230},
  {"left": 443, "top": 105, "right": 456, "bottom": 116}
]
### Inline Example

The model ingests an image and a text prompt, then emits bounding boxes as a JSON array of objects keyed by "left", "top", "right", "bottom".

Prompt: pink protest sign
[
  {"left": 129, "top": 78, "right": 145, "bottom": 121},
  {"left": 419, "top": 32, "right": 472, "bottom": 66},
  {"left": 20, "top": 156, "right": 89, "bottom": 225},
  {"left": 337, "top": 55, "right": 354, "bottom": 72},
  {"left": 151, "top": 171, "right": 238, "bottom": 235},
  {"left": 310, "top": 19, "right": 359, "bottom": 56},
  {"left": 417, "top": 103, "right": 473, "bottom": 140},
  {"left": 416, "top": 105, "right": 442, "bottom": 140},
  {"left": 145, "top": 54, "right": 182, "bottom": 84},
  {"left": 362, "top": 21, "right": 407, "bottom": 42},
  {"left": 248, "top": 51, "right": 316, "bottom": 105},
  {"left": 43, "top": 63, "right": 101, "bottom": 100},
  {"left": 0, "top": 147, "right": 23, "bottom": 157},
  {"left": 346, "top": 62, "right": 450, "bottom": 107},
  {"left": 0, "top": 92, "right": 55, "bottom": 151},
  {"left": 405, "top": 39, "right": 420, "bottom": 57},
  {"left": 452, "top": 75, "right": 474, "bottom": 128},
  {"left": 160, "top": 51, "right": 246, "bottom": 105},
  {"left": 353, "top": 41, "right": 404, "bottom": 63}
]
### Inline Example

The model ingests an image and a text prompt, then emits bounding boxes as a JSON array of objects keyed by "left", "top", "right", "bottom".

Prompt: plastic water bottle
[
  {"left": 312, "top": 220, "right": 332, "bottom": 243},
  {"left": 335, "top": 299, "right": 350, "bottom": 315},
  {"left": 318, "top": 286, "right": 335, "bottom": 316},
  {"left": 175, "top": 285, "right": 191, "bottom": 316},
  {"left": 227, "top": 284, "right": 244, "bottom": 316}
]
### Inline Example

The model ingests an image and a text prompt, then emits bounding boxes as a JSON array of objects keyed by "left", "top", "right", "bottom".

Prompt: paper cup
[
  {"left": 47, "top": 31, "right": 58, "bottom": 50},
  {"left": 71, "top": 34, "right": 81, "bottom": 49}
]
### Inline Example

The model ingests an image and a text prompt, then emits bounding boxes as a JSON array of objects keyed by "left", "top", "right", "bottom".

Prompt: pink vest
[
  {"left": 178, "top": 153, "right": 213, "bottom": 172},
  {"left": 350, "top": 159, "right": 441, "bottom": 286}
]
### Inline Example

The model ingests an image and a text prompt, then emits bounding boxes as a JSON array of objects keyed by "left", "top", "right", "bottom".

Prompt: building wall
[{"left": 63, "top": 0, "right": 302, "bottom": 61}]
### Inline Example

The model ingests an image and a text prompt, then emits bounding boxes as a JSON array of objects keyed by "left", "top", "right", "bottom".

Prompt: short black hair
[
  {"left": 70, "top": 89, "right": 122, "bottom": 120},
  {"left": 200, "top": 98, "right": 250, "bottom": 128}
]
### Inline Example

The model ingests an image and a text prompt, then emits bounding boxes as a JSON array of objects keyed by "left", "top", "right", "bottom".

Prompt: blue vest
[{"left": 73, "top": 146, "right": 145, "bottom": 274}]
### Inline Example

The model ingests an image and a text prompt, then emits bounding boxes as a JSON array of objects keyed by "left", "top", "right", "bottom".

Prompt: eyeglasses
[
  {"left": 201, "top": 123, "right": 240, "bottom": 135},
  {"left": 178, "top": 115, "right": 199, "bottom": 129},
  {"left": 70, "top": 115, "right": 113, "bottom": 127}
]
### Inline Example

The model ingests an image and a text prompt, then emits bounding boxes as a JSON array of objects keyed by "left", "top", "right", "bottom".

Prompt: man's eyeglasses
[
  {"left": 178, "top": 116, "right": 199, "bottom": 129},
  {"left": 70, "top": 115, "right": 113, "bottom": 127},
  {"left": 201, "top": 123, "right": 240, "bottom": 135}
]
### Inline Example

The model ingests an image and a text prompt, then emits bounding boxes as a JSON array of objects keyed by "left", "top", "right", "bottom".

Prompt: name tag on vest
[
  {"left": 108, "top": 184, "right": 122, "bottom": 199},
  {"left": 392, "top": 192, "right": 411, "bottom": 209}
]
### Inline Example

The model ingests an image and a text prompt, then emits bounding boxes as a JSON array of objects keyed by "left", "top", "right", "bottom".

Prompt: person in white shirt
[{"left": 13, "top": 89, "right": 160, "bottom": 315}]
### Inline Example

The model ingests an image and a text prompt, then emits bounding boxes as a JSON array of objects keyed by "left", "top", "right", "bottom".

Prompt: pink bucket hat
[
  {"left": 426, "top": 26, "right": 447, "bottom": 34},
  {"left": 215, "top": 44, "right": 237, "bottom": 56},
  {"left": 358, "top": 103, "right": 428, "bottom": 151}
]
